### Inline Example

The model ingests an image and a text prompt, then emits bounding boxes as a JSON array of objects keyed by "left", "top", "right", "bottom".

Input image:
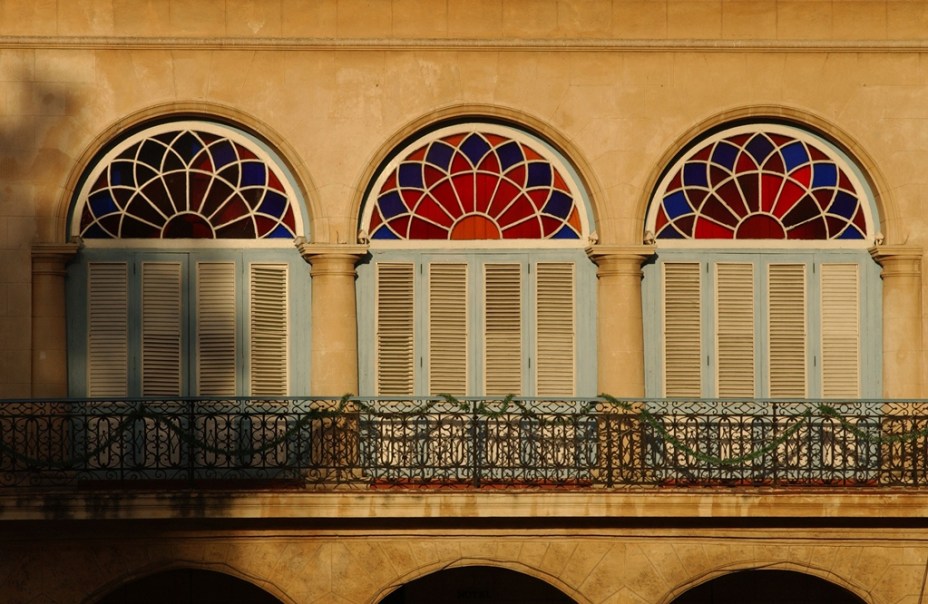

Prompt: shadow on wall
[{"left": 95, "top": 568, "right": 283, "bottom": 604}]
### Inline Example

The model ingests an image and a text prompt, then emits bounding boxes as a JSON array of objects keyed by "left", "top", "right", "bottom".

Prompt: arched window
[
  {"left": 643, "top": 122, "right": 881, "bottom": 399},
  {"left": 358, "top": 122, "right": 595, "bottom": 397},
  {"left": 67, "top": 120, "right": 311, "bottom": 397}
]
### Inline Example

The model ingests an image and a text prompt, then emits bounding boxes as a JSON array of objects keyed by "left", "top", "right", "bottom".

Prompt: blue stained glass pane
[
  {"left": 552, "top": 225, "right": 580, "bottom": 239},
  {"left": 745, "top": 134, "right": 775, "bottom": 164},
  {"left": 109, "top": 161, "right": 134, "bottom": 187},
  {"left": 241, "top": 162, "right": 266, "bottom": 187},
  {"left": 837, "top": 226, "right": 864, "bottom": 240},
  {"left": 460, "top": 134, "right": 491, "bottom": 166},
  {"left": 425, "top": 142, "right": 455, "bottom": 170},
  {"left": 812, "top": 163, "right": 838, "bottom": 188},
  {"left": 656, "top": 225, "right": 684, "bottom": 239},
  {"left": 829, "top": 191, "right": 859, "bottom": 219},
  {"left": 371, "top": 224, "right": 400, "bottom": 239},
  {"left": 682, "top": 163, "right": 708, "bottom": 188},
  {"left": 663, "top": 191, "right": 692, "bottom": 220},
  {"left": 173, "top": 132, "right": 204, "bottom": 162},
  {"left": 378, "top": 191, "right": 407, "bottom": 219},
  {"left": 526, "top": 162, "right": 553, "bottom": 187},
  {"left": 781, "top": 141, "right": 809, "bottom": 171},
  {"left": 398, "top": 163, "right": 424, "bottom": 189},
  {"left": 267, "top": 223, "right": 292, "bottom": 238},
  {"left": 711, "top": 142, "right": 738, "bottom": 170},
  {"left": 496, "top": 141, "right": 524, "bottom": 172},
  {"left": 210, "top": 140, "right": 237, "bottom": 169},
  {"left": 542, "top": 191, "right": 573, "bottom": 219},
  {"left": 89, "top": 191, "right": 118, "bottom": 217},
  {"left": 259, "top": 191, "right": 287, "bottom": 217}
]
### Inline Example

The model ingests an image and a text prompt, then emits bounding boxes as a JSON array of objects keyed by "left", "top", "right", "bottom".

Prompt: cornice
[{"left": 3, "top": 36, "right": 928, "bottom": 53}]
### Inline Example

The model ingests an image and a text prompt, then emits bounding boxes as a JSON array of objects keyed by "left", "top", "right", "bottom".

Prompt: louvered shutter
[
  {"left": 249, "top": 263, "right": 289, "bottom": 396},
  {"left": 768, "top": 264, "right": 807, "bottom": 398},
  {"left": 376, "top": 262, "right": 415, "bottom": 395},
  {"left": 715, "top": 263, "right": 755, "bottom": 398},
  {"left": 428, "top": 263, "right": 468, "bottom": 395},
  {"left": 536, "top": 262, "right": 575, "bottom": 396},
  {"left": 88, "top": 262, "right": 129, "bottom": 397},
  {"left": 141, "top": 262, "right": 183, "bottom": 396},
  {"left": 196, "top": 262, "right": 237, "bottom": 396},
  {"left": 821, "top": 263, "right": 860, "bottom": 398},
  {"left": 663, "top": 263, "right": 702, "bottom": 397},
  {"left": 484, "top": 263, "right": 522, "bottom": 395}
]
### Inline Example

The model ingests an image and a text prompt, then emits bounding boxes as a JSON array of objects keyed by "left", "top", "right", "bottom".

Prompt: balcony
[{"left": 1, "top": 396, "right": 928, "bottom": 489}]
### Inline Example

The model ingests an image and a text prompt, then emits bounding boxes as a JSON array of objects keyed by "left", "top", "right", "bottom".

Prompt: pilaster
[{"left": 31, "top": 242, "right": 80, "bottom": 397}]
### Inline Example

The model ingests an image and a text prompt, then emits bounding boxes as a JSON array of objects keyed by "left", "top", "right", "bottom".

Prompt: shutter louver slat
[
  {"left": 428, "top": 263, "right": 468, "bottom": 395},
  {"left": 768, "top": 264, "right": 807, "bottom": 398},
  {"left": 536, "top": 262, "right": 575, "bottom": 396},
  {"left": 376, "top": 263, "right": 415, "bottom": 395},
  {"left": 663, "top": 263, "right": 702, "bottom": 397},
  {"left": 716, "top": 263, "right": 755, "bottom": 398},
  {"left": 484, "top": 263, "right": 522, "bottom": 396},
  {"left": 197, "top": 262, "right": 237, "bottom": 396},
  {"left": 141, "top": 262, "right": 183, "bottom": 396},
  {"left": 821, "top": 263, "right": 860, "bottom": 398},
  {"left": 250, "top": 263, "right": 289, "bottom": 396},
  {"left": 88, "top": 263, "right": 129, "bottom": 397}
]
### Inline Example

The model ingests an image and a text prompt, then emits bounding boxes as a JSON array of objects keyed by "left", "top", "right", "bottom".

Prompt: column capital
[
  {"left": 585, "top": 244, "right": 655, "bottom": 265},
  {"left": 869, "top": 244, "right": 923, "bottom": 278},
  {"left": 31, "top": 242, "right": 81, "bottom": 277},
  {"left": 296, "top": 241, "right": 369, "bottom": 277}
]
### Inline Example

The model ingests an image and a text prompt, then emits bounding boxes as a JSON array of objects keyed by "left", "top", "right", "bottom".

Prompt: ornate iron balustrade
[{"left": 2, "top": 396, "right": 928, "bottom": 488}]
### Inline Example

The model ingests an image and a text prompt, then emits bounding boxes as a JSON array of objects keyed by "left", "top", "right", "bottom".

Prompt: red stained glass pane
[
  {"left": 812, "top": 189, "right": 835, "bottom": 211},
  {"left": 415, "top": 195, "right": 455, "bottom": 227},
  {"left": 527, "top": 189, "right": 550, "bottom": 210},
  {"left": 488, "top": 180, "right": 522, "bottom": 218},
  {"left": 539, "top": 215, "right": 563, "bottom": 236},
  {"left": 501, "top": 218, "right": 542, "bottom": 239},
  {"left": 763, "top": 152, "right": 784, "bottom": 174},
  {"left": 484, "top": 133, "right": 507, "bottom": 146},
  {"left": 408, "top": 216, "right": 447, "bottom": 239},
  {"left": 390, "top": 215, "right": 412, "bottom": 238},
  {"left": 450, "top": 152, "right": 472, "bottom": 174},
  {"left": 788, "top": 216, "right": 827, "bottom": 239},
  {"left": 497, "top": 193, "right": 536, "bottom": 228},
  {"left": 735, "top": 153, "right": 758, "bottom": 173},
  {"left": 694, "top": 217, "right": 735, "bottom": 239},
  {"left": 505, "top": 165, "right": 526, "bottom": 188},
  {"left": 735, "top": 213, "right": 786, "bottom": 239},
  {"left": 478, "top": 152, "right": 500, "bottom": 174},
  {"left": 451, "top": 214, "right": 501, "bottom": 240},
  {"left": 567, "top": 206, "right": 582, "bottom": 233},
  {"left": 407, "top": 146, "right": 427, "bottom": 162},
  {"left": 760, "top": 173, "right": 784, "bottom": 213},
  {"left": 380, "top": 172, "right": 397, "bottom": 195},
  {"left": 430, "top": 179, "right": 462, "bottom": 216},
  {"left": 450, "top": 173, "right": 477, "bottom": 214},
  {"left": 523, "top": 146, "right": 544, "bottom": 161},
  {"left": 673, "top": 215, "right": 696, "bottom": 237}
]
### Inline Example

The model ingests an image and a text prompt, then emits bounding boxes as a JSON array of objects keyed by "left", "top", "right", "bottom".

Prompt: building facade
[{"left": 4, "top": 1, "right": 928, "bottom": 602}]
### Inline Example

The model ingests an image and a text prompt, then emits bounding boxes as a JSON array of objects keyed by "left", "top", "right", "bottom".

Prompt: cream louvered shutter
[
  {"left": 196, "top": 262, "right": 237, "bottom": 396},
  {"left": 249, "top": 263, "right": 289, "bottom": 396},
  {"left": 663, "top": 263, "right": 702, "bottom": 397},
  {"left": 141, "top": 262, "right": 183, "bottom": 396},
  {"left": 376, "top": 262, "right": 415, "bottom": 395},
  {"left": 536, "top": 262, "right": 575, "bottom": 396},
  {"left": 821, "top": 263, "right": 860, "bottom": 398},
  {"left": 767, "top": 264, "right": 807, "bottom": 398},
  {"left": 484, "top": 263, "right": 522, "bottom": 395},
  {"left": 428, "top": 263, "right": 468, "bottom": 395},
  {"left": 715, "top": 263, "right": 755, "bottom": 398},
  {"left": 88, "top": 262, "right": 129, "bottom": 397}
]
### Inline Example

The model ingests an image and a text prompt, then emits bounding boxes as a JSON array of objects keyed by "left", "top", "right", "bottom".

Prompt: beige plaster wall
[
  {"left": 2, "top": 525, "right": 924, "bottom": 603},
  {"left": 3, "top": 0, "right": 928, "bottom": 396}
]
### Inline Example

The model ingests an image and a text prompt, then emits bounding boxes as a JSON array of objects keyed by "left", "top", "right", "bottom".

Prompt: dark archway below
[
  {"left": 96, "top": 568, "right": 282, "bottom": 604},
  {"left": 672, "top": 569, "right": 866, "bottom": 604},
  {"left": 381, "top": 565, "right": 575, "bottom": 604}
]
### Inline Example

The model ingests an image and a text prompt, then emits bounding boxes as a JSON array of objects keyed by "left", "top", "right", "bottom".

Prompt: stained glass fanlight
[
  {"left": 74, "top": 121, "right": 301, "bottom": 239},
  {"left": 364, "top": 124, "right": 586, "bottom": 241},
  {"left": 648, "top": 124, "right": 872, "bottom": 241}
]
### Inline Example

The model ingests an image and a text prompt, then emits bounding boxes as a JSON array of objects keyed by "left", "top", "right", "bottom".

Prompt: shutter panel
[
  {"left": 196, "top": 262, "right": 237, "bottom": 396},
  {"left": 484, "top": 263, "right": 522, "bottom": 395},
  {"left": 428, "top": 263, "right": 468, "bottom": 395},
  {"left": 376, "top": 262, "right": 415, "bottom": 395},
  {"left": 88, "top": 262, "right": 129, "bottom": 397},
  {"left": 536, "top": 262, "right": 575, "bottom": 396},
  {"left": 141, "top": 262, "right": 183, "bottom": 396},
  {"left": 249, "top": 263, "right": 289, "bottom": 396},
  {"left": 768, "top": 264, "right": 807, "bottom": 398},
  {"left": 663, "top": 263, "right": 702, "bottom": 397},
  {"left": 716, "top": 263, "right": 755, "bottom": 398},
  {"left": 821, "top": 263, "right": 860, "bottom": 398}
]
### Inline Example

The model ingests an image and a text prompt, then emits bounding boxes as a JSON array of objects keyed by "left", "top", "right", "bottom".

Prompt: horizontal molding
[{"left": 2, "top": 35, "right": 928, "bottom": 53}]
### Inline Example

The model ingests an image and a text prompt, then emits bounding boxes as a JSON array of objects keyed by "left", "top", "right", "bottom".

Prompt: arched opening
[
  {"left": 96, "top": 568, "right": 282, "bottom": 604},
  {"left": 671, "top": 569, "right": 866, "bottom": 604},
  {"left": 380, "top": 565, "right": 575, "bottom": 604}
]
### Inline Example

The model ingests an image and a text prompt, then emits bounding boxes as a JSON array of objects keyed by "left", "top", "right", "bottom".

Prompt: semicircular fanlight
[
  {"left": 367, "top": 128, "right": 584, "bottom": 241},
  {"left": 651, "top": 127, "right": 870, "bottom": 241},
  {"left": 77, "top": 125, "right": 298, "bottom": 239}
]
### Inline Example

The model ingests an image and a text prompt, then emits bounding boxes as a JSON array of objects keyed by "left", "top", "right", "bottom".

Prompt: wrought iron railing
[{"left": 3, "top": 396, "right": 928, "bottom": 488}]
